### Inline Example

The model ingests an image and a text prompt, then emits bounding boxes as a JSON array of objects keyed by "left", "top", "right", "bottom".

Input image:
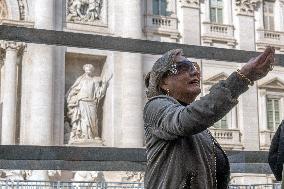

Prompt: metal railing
[
  {"left": 229, "top": 184, "right": 281, "bottom": 189},
  {"left": 0, "top": 181, "right": 281, "bottom": 189},
  {"left": 0, "top": 181, "right": 144, "bottom": 189}
]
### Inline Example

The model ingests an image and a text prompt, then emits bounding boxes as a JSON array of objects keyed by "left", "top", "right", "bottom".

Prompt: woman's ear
[{"left": 160, "top": 77, "right": 170, "bottom": 91}]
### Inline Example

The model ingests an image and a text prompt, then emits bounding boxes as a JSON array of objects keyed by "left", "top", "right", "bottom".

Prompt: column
[
  {"left": 258, "top": 89, "right": 267, "bottom": 131},
  {"left": 1, "top": 42, "right": 23, "bottom": 145},
  {"left": 119, "top": 0, "right": 144, "bottom": 147},
  {"left": 178, "top": 0, "right": 201, "bottom": 45},
  {"left": 234, "top": 1, "right": 257, "bottom": 50},
  {"left": 231, "top": 107, "right": 238, "bottom": 129},
  {"left": 24, "top": 0, "right": 56, "bottom": 181},
  {"left": 276, "top": 0, "right": 284, "bottom": 31},
  {"left": 27, "top": 0, "right": 55, "bottom": 146},
  {"left": 239, "top": 84, "right": 260, "bottom": 150},
  {"left": 224, "top": 0, "right": 233, "bottom": 25}
]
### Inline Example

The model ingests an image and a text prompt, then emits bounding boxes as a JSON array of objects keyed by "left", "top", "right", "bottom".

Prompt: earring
[{"left": 166, "top": 89, "right": 170, "bottom": 96}]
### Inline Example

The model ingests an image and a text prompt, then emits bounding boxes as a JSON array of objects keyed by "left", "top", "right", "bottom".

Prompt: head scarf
[{"left": 145, "top": 49, "right": 183, "bottom": 98}]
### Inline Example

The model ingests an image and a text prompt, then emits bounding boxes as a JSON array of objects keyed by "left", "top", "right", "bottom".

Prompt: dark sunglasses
[{"left": 168, "top": 60, "right": 197, "bottom": 75}]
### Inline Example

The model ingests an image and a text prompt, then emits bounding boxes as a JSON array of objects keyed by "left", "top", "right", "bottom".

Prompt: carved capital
[
  {"left": 2, "top": 41, "right": 26, "bottom": 52},
  {"left": 235, "top": 0, "right": 261, "bottom": 16},
  {"left": 179, "top": 0, "right": 200, "bottom": 8}
]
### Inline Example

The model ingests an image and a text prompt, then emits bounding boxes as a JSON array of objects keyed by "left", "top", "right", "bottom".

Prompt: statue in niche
[
  {"left": 66, "top": 64, "right": 111, "bottom": 144},
  {"left": 17, "top": 0, "right": 25, "bottom": 20},
  {"left": 67, "top": 0, "right": 103, "bottom": 22}
]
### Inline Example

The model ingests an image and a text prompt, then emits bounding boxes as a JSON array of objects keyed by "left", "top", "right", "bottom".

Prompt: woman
[
  {"left": 268, "top": 120, "right": 284, "bottom": 181},
  {"left": 144, "top": 47, "right": 275, "bottom": 189}
]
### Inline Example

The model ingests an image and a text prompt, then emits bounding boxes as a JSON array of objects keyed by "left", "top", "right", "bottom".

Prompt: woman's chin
[{"left": 188, "top": 86, "right": 201, "bottom": 96}]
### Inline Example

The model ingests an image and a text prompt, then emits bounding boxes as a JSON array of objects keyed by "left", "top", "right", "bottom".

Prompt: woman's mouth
[{"left": 188, "top": 79, "right": 200, "bottom": 86}]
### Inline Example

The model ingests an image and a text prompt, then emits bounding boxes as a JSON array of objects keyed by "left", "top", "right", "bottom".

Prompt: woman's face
[{"left": 160, "top": 54, "right": 201, "bottom": 104}]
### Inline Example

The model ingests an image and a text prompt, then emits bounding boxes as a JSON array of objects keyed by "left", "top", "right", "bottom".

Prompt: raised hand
[{"left": 240, "top": 46, "right": 276, "bottom": 82}]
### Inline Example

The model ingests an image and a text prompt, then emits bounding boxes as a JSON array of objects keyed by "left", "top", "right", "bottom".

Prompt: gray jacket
[{"left": 144, "top": 72, "right": 249, "bottom": 189}]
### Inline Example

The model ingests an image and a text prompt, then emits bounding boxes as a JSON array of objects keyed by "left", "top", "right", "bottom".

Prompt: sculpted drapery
[
  {"left": 67, "top": 0, "right": 103, "bottom": 22},
  {"left": 66, "top": 64, "right": 107, "bottom": 143}
]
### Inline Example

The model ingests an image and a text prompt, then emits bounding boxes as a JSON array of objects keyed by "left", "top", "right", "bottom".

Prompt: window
[
  {"left": 263, "top": 1, "right": 275, "bottom": 30},
  {"left": 210, "top": 0, "right": 223, "bottom": 24},
  {"left": 214, "top": 116, "right": 228, "bottom": 129},
  {"left": 267, "top": 97, "right": 280, "bottom": 131},
  {"left": 153, "top": 0, "right": 167, "bottom": 16}
]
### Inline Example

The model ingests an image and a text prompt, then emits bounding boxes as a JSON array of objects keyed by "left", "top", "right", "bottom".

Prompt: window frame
[
  {"left": 209, "top": 0, "right": 223, "bottom": 24},
  {"left": 263, "top": 1, "right": 275, "bottom": 31},
  {"left": 152, "top": 0, "right": 168, "bottom": 16},
  {"left": 266, "top": 96, "right": 281, "bottom": 131}
]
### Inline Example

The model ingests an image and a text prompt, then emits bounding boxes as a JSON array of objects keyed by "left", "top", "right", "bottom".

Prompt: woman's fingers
[{"left": 254, "top": 47, "right": 272, "bottom": 64}]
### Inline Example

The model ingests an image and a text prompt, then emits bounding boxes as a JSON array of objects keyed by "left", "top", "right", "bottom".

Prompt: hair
[
  {"left": 83, "top": 64, "right": 95, "bottom": 72},
  {"left": 145, "top": 49, "right": 183, "bottom": 98}
]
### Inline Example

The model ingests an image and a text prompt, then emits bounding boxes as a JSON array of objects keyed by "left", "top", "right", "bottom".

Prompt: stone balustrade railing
[
  {"left": 202, "top": 22, "right": 236, "bottom": 47},
  {"left": 256, "top": 29, "right": 284, "bottom": 52},
  {"left": 209, "top": 128, "right": 243, "bottom": 150},
  {"left": 259, "top": 130, "right": 275, "bottom": 151},
  {"left": 145, "top": 15, "right": 177, "bottom": 30},
  {"left": 203, "top": 22, "right": 234, "bottom": 38},
  {"left": 143, "top": 15, "right": 179, "bottom": 40}
]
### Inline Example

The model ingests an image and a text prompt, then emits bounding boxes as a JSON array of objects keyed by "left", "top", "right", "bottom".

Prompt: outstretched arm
[{"left": 144, "top": 47, "right": 276, "bottom": 140}]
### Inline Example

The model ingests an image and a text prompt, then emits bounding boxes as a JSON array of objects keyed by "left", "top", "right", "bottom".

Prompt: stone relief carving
[
  {"left": 122, "top": 172, "right": 145, "bottom": 183},
  {"left": 72, "top": 171, "right": 105, "bottom": 187},
  {"left": 67, "top": 0, "right": 103, "bottom": 23},
  {"left": 17, "top": 0, "right": 25, "bottom": 20},
  {"left": 0, "top": 170, "right": 26, "bottom": 180},
  {"left": 66, "top": 64, "right": 111, "bottom": 144},
  {"left": 235, "top": 0, "right": 261, "bottom": 15},
  {"left": 179, "top": 0, "right": 200, "bottom": 8}
]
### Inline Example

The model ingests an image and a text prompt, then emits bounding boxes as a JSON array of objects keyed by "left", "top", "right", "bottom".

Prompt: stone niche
[{"left": 65, "top": 52, "right": 107, "bottom": 146}]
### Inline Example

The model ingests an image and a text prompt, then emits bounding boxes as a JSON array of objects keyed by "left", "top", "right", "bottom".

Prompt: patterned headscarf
[{"left": 145, "top": 49, "right": 183, "bottom": 98}]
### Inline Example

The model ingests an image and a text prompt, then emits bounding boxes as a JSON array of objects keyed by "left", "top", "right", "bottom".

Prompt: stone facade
[{"left": 0, "top": 0, "right": 284, "bottom": 185}]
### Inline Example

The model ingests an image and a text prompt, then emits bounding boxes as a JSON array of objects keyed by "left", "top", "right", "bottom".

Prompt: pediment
[
  {"left": 203, "top": 72, "right": 229, "bottom": 85},
  {"left": 259, "top": 78, "right": 284, "bottom": 90}
]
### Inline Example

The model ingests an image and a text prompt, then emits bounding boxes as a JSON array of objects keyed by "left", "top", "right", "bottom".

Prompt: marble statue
[
  {"left": 85, "top": 0, "right": 103, "bottom": 21},
  {"left": 67, "top": 0, "right": 84, "bottom": 21},
  {"left": 66, "top": 64, "right": 110, "bottom": 144},
  {"left": 0, "top": 170, "right": 26, "bottom": 181},
  {"left": 122, "top": 172, "right": 145, "bottom": 183},
  {"left": 67, "top": 0, "right": 103, "bottom": 22},
  {"left": 17, "top": 0, "right": 25, "bottom": 20},
  {"left": 72, "top": 171, "right": 98, "bottom": 187}
]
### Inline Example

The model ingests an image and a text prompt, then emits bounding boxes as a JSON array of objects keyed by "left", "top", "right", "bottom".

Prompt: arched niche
[
  {"left": 1, "top": 0, "right": 30, "bottom": 22},
  {"left": 0, "top": 0, "right": 8, "bottom": 19}
]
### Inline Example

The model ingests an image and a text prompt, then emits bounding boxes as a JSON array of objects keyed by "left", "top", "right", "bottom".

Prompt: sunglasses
[{"left": 168, "top": 60, "right": 198, "bottom": 75}]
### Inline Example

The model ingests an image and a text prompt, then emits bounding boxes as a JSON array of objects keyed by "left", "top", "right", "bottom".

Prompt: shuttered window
[
  {"left": 153, "top": 0, "right": 167, "bottom": 16},
  {"left": 267, "top": 98, "right": 280, "bottom": 131},
  {"left": 210, "top": 0, "right": 223, "bottom": 24},
  {"left": 263, "top": 1, "right": 275, "bottom": 31}
]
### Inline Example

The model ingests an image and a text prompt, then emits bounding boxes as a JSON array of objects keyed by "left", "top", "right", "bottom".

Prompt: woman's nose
[{"left": 189, "top": 66, "right": 200, "bottom": 77}]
